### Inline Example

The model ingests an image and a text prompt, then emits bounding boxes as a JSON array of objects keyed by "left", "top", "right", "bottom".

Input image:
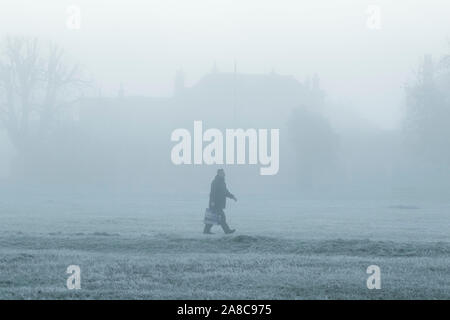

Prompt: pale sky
[{"left": 1, "top": 0, "right": 449, "bottom": 128}]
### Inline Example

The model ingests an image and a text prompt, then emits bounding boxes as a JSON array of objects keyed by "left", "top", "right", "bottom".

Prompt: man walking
[{"left": 204, "top": 169, "right": 237, "bottom": 234}]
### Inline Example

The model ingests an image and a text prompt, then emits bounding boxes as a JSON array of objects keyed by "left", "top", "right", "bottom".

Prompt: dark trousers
[{"left": 204, "top": 208, "right": 232, "bottom": 233}]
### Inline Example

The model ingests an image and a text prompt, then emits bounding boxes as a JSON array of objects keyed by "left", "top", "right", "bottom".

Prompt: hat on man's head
[{"left": 217, "top": 169, "right": 225, "bottom": 175}]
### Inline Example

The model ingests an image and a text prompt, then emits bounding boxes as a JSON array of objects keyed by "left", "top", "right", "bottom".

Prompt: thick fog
[{"left": 1, "top": 0, "right": 450, "bottom": 199}]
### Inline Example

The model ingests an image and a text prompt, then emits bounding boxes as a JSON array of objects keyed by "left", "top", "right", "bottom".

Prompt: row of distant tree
[
  {"left": 287, "top": 46, "right": 450, "bottom": 190},
  {"left": 1, "top": 36, "right": 449, "bottom": 189}
]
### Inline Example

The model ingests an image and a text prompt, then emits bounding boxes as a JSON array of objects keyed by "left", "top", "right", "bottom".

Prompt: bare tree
[{"left": 0, "top": 36, "right": 86, "bottom": 155}]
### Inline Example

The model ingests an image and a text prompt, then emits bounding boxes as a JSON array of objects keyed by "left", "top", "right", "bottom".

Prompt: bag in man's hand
[{"left": 204, "top": 208, "right": 221, "bottom": 225}]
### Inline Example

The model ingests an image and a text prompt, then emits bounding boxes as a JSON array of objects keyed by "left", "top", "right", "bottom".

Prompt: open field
[
  {"left": 0, "top": 185, "right": 449, "bottom": 299},
  {"left": 0, "top": 234, "right": 449, "bottom": 299}
]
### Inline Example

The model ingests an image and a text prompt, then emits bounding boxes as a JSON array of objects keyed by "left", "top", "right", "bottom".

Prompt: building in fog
[{"left": 22, "top": 70, "right": 325, "bottom": 187}]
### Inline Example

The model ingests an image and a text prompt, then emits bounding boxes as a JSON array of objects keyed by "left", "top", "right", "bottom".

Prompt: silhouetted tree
[
  {"left": 288, "top": 105, "right": 339, "bottom": 190},
  {"left": 0, "top": 37, "right": 86, "bottom": 157},
  {"left": 403, "top": 54, "right": 450, "bottom": 168}
]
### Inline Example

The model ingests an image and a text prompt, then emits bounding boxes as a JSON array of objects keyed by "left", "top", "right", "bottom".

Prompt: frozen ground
[{"left": 0, "top": 184, "right": 448, "bottom": 299}]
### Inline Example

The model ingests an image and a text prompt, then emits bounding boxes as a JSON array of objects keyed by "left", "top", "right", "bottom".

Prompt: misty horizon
[
  {"left": 0, "top": 1, "right": 449, "bottom": 196},
  {"left": 2, "top": 0, "right": 450, "bottom": 130}
]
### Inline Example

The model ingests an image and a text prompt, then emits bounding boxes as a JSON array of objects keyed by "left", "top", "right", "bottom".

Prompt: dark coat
[{"left": 209, "top": 175, "right": 235, "bottom": 210}]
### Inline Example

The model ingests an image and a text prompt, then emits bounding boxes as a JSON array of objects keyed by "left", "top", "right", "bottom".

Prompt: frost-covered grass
[
  {"left": 0, "top": 234, "right": 449, "bottom": 299},
  {"left": 0, "top": 185, "right": 448, "bottom": 299}
]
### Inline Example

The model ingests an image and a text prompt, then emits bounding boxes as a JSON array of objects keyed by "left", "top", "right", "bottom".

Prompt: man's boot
[
  {"left": 203, "top": 224, "right": 214, "bottom": 234},
  {"left": 221, "top": 222, "right": 235, "bottom": 234}
]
